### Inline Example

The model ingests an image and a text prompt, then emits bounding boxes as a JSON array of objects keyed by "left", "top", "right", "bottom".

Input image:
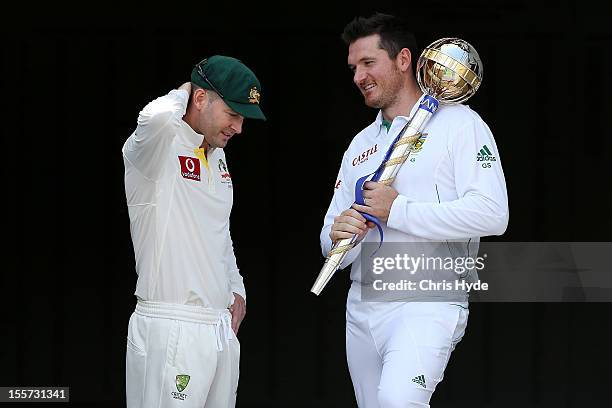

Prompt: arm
[
  {"left": 320, "top": 152, "right": 370, "bottom": 269},
  {"left": 122, "top": 83, "right": 192, "bottom": 181},
  {"left": 225, "top": 228, "right": 246, "bottom": 301},
  {"left": 225, "top": 225, "right": 246, "bottom": 334},
  {"left": 387, "top": 117, "right": 509, "bottom": 240}
]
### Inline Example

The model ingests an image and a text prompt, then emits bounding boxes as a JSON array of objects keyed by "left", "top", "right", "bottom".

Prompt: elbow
[
  {"left": 137, "top": 109, "right": 177, "bottom": 129},
  {"left": 477, "top": 194, "right": 509, "bottom": 236},
  {"left": 494, "top": 215, "right": 509, "bottom": 236},
  {"left": 137, "top": 95, "right": 184, "bottom": 127},
  {"left": 489, "top": 208, "right": 509, "bottom": 236}
]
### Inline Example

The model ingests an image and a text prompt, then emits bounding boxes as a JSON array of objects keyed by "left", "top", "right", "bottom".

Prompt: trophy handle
[{"left": 311, "top": 236, "right": 358, "bottom": 295}]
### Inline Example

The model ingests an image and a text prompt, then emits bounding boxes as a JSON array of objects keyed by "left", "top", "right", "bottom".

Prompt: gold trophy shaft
[{"left": 311, "top": 96, "right": 433, "bottom": 296}]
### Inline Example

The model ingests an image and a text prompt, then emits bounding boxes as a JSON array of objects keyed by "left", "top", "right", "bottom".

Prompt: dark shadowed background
[{"left": 2, "top": 1, "right": 612, "bottom": 407}]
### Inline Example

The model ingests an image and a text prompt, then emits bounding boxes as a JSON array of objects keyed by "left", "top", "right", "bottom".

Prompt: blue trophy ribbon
[
  {"left": 352, "top": 96, "right": 436, "bottom": 253},
  {"left": 353, "top": 125, "right": 407, "bottom": 251}
]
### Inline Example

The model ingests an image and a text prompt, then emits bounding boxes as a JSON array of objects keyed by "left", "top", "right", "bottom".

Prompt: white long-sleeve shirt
[
  {"left": 122, "top": 89, "right": 245, "bottom": 309},
  {"left": 320, "top": 102, "right": 509, "bottom": 284}
]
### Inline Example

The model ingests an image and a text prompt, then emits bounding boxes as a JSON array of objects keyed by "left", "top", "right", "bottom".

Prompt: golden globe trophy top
[{"left": 311, "top": 37, "right": 484, "bottom": 296}]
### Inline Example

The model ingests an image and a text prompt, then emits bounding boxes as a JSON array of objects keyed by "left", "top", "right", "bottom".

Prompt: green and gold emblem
[
  {"left": 410, "top": 133, "right": 428, "bottom": 153},
  {"left": 248, "top": 87, "right": 260, "bottom": 104},
  {"left": 218, "top": 158, "right": 228, "bottom": 173},
  {"left": 176, "top": 374, "right": 190, "bottom": 393}
]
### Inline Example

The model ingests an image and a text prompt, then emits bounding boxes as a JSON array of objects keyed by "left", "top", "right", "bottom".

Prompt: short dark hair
[
  {"left": 188, "top": 83, "right": 219, "bottom": 109},
  {"left": 342, "top": 13, "right": 419, "bottom": 65}
]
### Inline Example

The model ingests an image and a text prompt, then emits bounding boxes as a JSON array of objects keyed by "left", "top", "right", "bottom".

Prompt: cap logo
[{"left": 248, "top": 87, "right": 261, "bottom": 104}]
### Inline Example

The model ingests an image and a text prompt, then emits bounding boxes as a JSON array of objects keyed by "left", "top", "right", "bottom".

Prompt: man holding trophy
[{"left": 319, "top": 13, "right": 509, "bottom": 407}]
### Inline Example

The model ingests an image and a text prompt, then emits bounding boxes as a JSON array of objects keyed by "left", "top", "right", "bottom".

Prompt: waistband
[
  {"left": 349, "top": 280, "right": 470, "bottom": 304},
  {"left": 135, "top": 300, "right": 233, "bottom": 351}
]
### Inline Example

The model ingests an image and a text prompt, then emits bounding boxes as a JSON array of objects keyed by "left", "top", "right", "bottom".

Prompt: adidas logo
[
  {"left": 476, "top": 144, "right": 497, "bottom": 162},
  {"left": 411, "top": 374, "right": 426, "bottom": 388}
]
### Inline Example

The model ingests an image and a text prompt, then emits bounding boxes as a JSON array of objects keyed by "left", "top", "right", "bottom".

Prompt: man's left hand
[
  {"left": 229, "top": 293, "right": 246, "bottom": 335},
  {"left": 352, "top": 181, "right": 399, "bottom": 223}
]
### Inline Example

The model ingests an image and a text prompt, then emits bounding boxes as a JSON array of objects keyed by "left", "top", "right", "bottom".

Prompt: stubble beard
[{"left": 365, "top": 70, "right": 403, "bottom": 110}]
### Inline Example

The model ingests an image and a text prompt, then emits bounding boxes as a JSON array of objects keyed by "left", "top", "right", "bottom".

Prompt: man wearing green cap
[{"left": 123, "top": 55, "right": 265, "bottom": 408}]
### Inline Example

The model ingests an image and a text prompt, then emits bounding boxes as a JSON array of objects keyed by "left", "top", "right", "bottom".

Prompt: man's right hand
[{"left": 330, "top": 208, "right": 375, "bottom": 244}]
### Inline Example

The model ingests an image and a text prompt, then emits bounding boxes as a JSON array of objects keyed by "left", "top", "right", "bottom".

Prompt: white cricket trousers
[
  {"left": 346, "top": 285, "right": 469, "bottom": 408},
  {"left": 126, "top": 300, "right": 240, "bottom": 408}
]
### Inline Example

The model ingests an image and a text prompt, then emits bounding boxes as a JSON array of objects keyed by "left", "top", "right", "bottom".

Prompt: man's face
[
  {"left": 199, "top": 94, "right": 244, "bottom": 149},
  {"left": 347, "top": 34, "right": 404, "bottom": 109}
]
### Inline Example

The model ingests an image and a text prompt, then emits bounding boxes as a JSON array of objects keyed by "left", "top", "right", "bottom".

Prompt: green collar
[{"left": 381, "top": 118, "right": 392, "bottom": 132}]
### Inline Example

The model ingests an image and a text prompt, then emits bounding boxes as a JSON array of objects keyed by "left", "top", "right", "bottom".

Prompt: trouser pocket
[{"left": 126, "top": 314, "right": 147, "bottom": 408}]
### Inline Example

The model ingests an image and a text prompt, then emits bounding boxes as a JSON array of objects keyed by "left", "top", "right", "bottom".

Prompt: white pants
[
  {"left": 346, "top": 285, "right": 469, "bottom": 408},
  {"left": 126, "top": 300, "right": 240, "bottom": 408}
]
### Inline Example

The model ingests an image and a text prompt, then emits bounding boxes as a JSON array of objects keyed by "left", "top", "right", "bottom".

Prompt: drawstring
[
  {"left": 214, "top": 312, "right": 233, "bottom": 351},
  {"left": 134, "top": 300, "right": 234, "bottom": 352}
]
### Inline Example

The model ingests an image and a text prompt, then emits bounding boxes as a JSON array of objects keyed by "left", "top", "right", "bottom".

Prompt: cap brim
[{"left": 225, "top": 100, "right": 267, "bottom": 121}]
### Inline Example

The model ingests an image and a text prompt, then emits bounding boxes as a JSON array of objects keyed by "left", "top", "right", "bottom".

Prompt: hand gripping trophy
[{"left": 311, "top": 38, "right": 484, "bottom": 295}]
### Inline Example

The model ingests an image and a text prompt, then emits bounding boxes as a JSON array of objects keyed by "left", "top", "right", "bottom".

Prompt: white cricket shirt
[
  {"left": 320, "top": 102, "right": 509, "bottom": 284},
  {"left": 123, "top": 89, "right": 245, "bottom": 309}
]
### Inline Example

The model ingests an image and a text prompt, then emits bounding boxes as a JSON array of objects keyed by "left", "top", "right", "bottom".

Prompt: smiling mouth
[{"left": 362, "top": 83, "right": 376, "bottom": 94}]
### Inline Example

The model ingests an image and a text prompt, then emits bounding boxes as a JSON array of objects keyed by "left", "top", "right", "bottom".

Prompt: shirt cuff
[
  {"left": 170, "top": 88, "right": 189, "bottom": 101},
  {"left": 230, "top": 286, "right": 246, "bottom": 305}
]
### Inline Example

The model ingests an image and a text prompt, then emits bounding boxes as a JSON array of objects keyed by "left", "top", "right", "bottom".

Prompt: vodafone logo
[
  {"left": 178, "top": 156, "right": 201, "bottom": 181},
  {"left": 186, "top": 158, "right": 196, "bottom": 172}
]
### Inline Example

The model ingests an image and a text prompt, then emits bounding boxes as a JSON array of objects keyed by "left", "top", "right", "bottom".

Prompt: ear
[
  {"left": 396, "top": 48, "right": 412, "bottom": 73},
  {"left": 192, "top": 88, "right": 208, "bottom": 110}
]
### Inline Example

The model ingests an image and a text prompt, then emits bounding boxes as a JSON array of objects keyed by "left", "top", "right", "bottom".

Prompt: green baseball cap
[{"left": 191, "top": 55, "right": 266, "bottom": 121}]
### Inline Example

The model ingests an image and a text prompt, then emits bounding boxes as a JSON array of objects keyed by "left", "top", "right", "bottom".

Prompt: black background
[{"left": 2, "top": 1, "right": 612, "bottom": 407}]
